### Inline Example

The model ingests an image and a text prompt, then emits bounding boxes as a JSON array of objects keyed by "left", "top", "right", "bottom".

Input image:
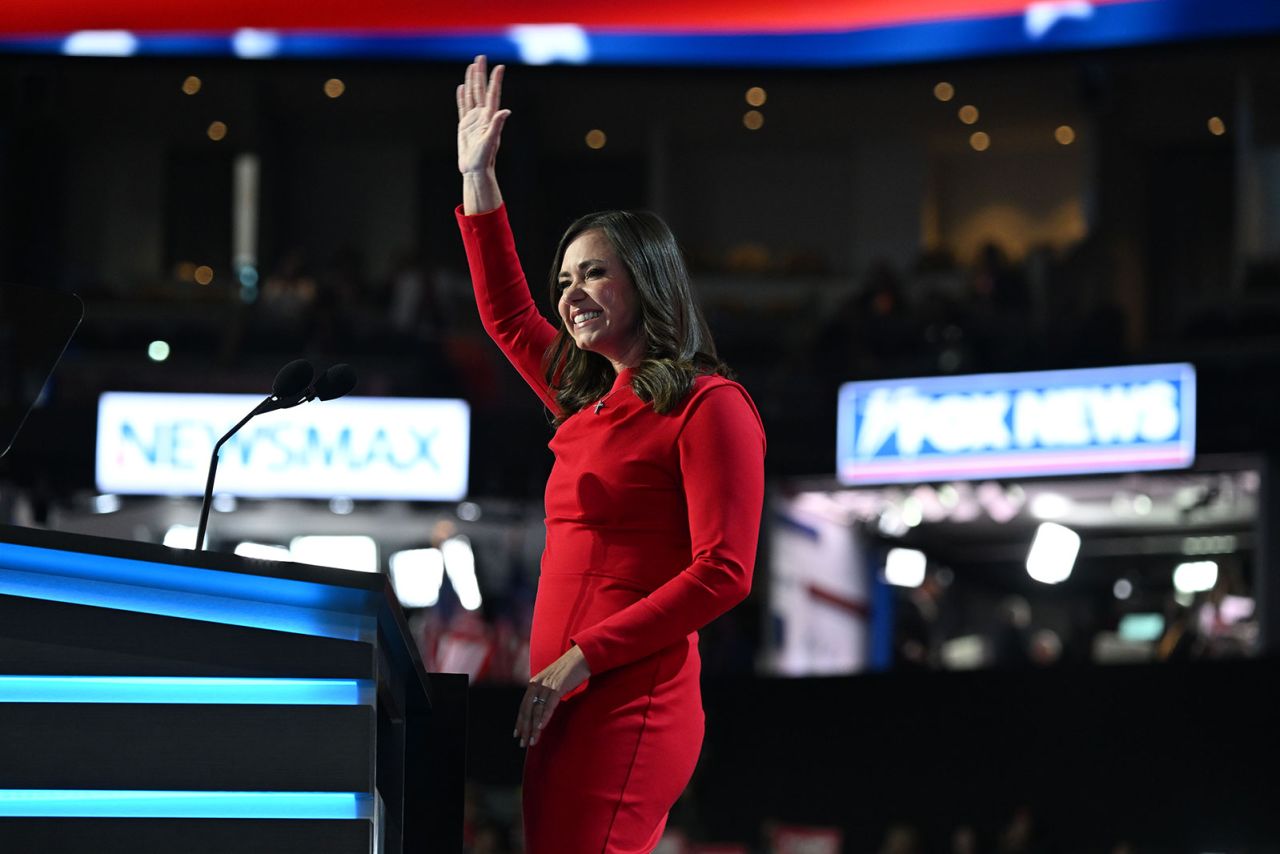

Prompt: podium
[{"left": 0, "top": 523, "right": 465, "bottom": 853}]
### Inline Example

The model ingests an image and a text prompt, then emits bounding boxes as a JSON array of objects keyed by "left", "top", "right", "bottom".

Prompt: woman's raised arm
[{"left": 457, "top": 56, "right": 511, "bottom": 215}]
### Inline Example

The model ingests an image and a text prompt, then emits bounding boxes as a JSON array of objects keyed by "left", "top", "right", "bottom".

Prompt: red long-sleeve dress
[{"left": 457, "top": 204, "right": 766, "bottom": 853}]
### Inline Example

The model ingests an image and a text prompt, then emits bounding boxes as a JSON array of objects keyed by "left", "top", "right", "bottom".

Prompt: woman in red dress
[{"left": 455, "top": 57, "right": 766, "bottom": 853}]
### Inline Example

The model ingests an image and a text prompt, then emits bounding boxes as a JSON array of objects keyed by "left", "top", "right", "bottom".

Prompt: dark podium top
[{"left": 0, "top": 522, "right": 465, "bottom": 853}]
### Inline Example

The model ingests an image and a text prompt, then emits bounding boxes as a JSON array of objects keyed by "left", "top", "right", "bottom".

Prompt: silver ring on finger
[{"left": 532, "top": 695, "right": 547, "bottom": 705}]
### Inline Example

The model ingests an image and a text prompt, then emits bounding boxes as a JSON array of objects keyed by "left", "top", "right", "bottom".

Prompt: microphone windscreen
[
  {"left": 315, "top": 364, "right": 358, "bottom": 401},
  {"left": 273, "top": 359, "right": 315, "bottom": 399}
]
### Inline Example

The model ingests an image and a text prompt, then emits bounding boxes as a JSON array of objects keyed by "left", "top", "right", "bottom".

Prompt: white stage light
[
  {"left": 63, "top": 31, "right": 138, "bottom": 56},
  {"left": 441, "top": 536, "right": 483, "bottom": 611},
  {"left": 900, "top": 496, "right": 923, "bottom": 528},
  {"left": 1026, "top": 522, "right": 1080, "bottom": 584},
  {"left": 232, "top": 29, "right": 280, "bottom": 59},
  {"left": 163, "top": 525, "right": 198, "bottom": 550},
  {"left": 1173, "top": 560, "right": 1218, "bottom": 594},
  {"left": 508, "top": 24, "right": 590, "bottom": 65},
  {"left": 1030, "top": 491, "right": 1073, "bottom": 520},
  {"left": 290, "top": 535, "right": 378, "bottom": 573},
  {"left": 1113, "top": 578, "right": 1133, "bottom": 600},
  {"left": 93, "top": 494, "right": 121, "bottom": 514},
  {"left": 884, "top": 548, "right": 927, "bottom": 588},
  {"left": 389, "top": 548, "right": 446, "bottom": 609},
  {"left": 234, "top": 542, "right": 291, "bottom": 561}
]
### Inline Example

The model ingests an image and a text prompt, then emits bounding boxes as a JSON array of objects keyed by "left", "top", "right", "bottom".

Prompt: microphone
[
  {"left": 251, "top": 358, "right": 316, "bottom": 416},
  {"left": 313, "top": 363, "right": 358, "bottom": 401},
  {"left": 194, "top": 359, "right": 356, "bottom": 552}
]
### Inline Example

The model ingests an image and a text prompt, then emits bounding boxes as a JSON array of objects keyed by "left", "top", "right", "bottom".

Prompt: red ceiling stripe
[{"left": 1, "top": 0, "right": 1147, "bottom": 37}]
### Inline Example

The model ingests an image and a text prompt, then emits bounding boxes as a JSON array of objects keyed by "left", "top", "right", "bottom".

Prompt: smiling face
[{"left": 557, "top": 229, "right": 645, "bottom": 372}]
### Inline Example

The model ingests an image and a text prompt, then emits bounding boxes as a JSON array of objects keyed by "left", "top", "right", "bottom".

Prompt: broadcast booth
[{"left": 766, "top": 362, "right": 1269, "bottom": 674}]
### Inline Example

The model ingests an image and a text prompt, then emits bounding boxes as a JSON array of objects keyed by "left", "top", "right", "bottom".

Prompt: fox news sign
[
  {"left": 97, "top": 393, "right": 470, "bottom": 500},
  {"left": 837, "top": 364, "right": 1196, "bottom": 485}
]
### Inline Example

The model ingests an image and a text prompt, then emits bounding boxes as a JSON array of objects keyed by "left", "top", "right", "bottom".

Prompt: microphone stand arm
[{"left": 194, "top": 395, "right": 273, "bottom": 552}]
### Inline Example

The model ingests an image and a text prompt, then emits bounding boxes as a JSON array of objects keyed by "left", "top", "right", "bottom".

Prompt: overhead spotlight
[
  {"left": 1113, "top": 578, "right": 1133, "bottom": 600},
  {"left": 232, "top": 28, "right": 280, "bottom": 59},
  {"left": 885, "top": 548, "right": 927, "bottom": 588},
  {"left": 62, "top": 30, "right": 138, "bottom": 57},
  {"left": 1026, "top": 522, "right": 1080, "bottom": 584}
]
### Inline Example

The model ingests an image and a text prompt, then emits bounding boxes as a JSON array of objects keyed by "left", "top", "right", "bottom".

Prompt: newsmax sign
[
  {"left": 97, "top": 393, "right": 469, "bottom": 500},
  {"left": 837, "top": 364, "right": 1196, "bottom": 485}
]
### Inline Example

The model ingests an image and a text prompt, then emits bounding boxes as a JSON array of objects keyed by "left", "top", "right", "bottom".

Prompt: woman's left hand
[{"left": 514, "top": 644, "right": 591, "bottom": 748}]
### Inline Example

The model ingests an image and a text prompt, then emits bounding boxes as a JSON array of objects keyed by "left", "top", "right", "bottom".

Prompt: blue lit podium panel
[{"left": 0, "top": 523, "right": 465, "bottom": 853}]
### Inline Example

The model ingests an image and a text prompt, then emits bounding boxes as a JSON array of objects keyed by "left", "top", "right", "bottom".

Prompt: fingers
[
  {"left": 456, "top": 84, "right": 465, "bottom": 121},
  {"left": 487, "top": 109, "right": 511, "bottom": 143},
  {"left": 513, "top": 684, "right": 534, "bottom": 746},
  {"left": 513, "top": 681, "right": 559, "bottom": 748},
  {"left": 469, "top": 56, "right": 487, "bottom": 114},
  {"left": 533, "top": 692, "right": 561, "bottom": 737},
  {"left": 486, "top": 63, "right": 505, "bottom": 114}
]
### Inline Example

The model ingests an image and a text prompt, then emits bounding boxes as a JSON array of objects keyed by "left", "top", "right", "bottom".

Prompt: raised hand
[{"left": 457, "top": 56, "right": 511, "bottom": 176}]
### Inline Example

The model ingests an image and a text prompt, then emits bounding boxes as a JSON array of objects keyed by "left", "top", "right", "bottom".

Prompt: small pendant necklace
[{"left": 593, "top": 385, "right": 622, "bottom": 414}]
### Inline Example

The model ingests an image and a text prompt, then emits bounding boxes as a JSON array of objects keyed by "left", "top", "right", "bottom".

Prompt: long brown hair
[{"left": 543, "top": 210, "right": 730, "bottom": 425}]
